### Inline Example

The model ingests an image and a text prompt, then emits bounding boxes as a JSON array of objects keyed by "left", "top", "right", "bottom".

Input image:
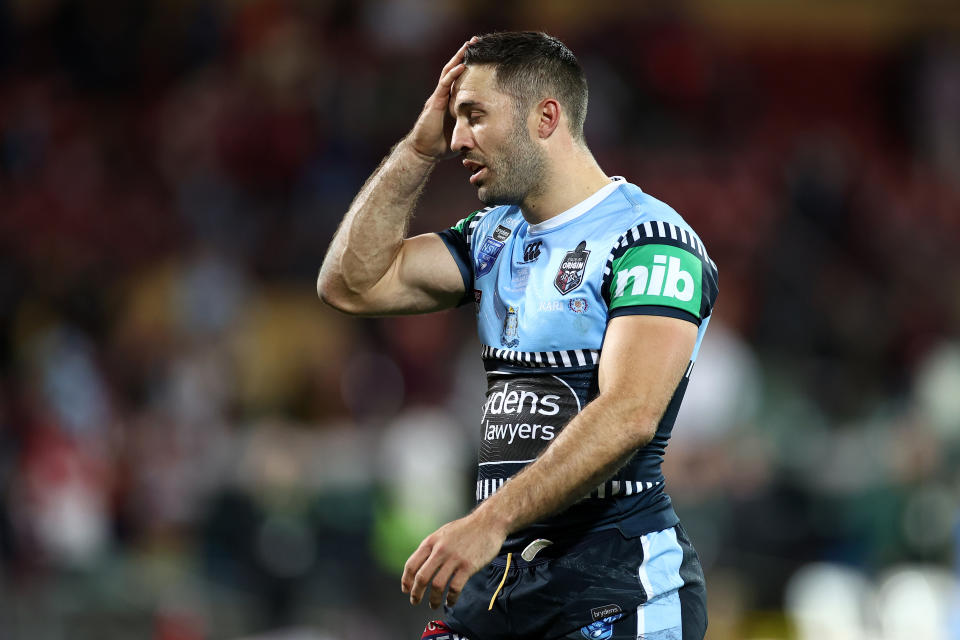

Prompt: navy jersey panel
[{"left": 436, "top": 178, "right": 719, "bottom": 544}]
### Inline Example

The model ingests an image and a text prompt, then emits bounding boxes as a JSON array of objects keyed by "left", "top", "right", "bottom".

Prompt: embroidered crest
[
  {"left": 580, "top": 614, "right": 623, "bottom": 640},
  {"left": 568, "top": 298, "right": 588, "bottom": 313},
  {"left": 501, "top": 305, "right": 520, "bottom": 347},
  {"left": 476, "top": 236, "right": 505, "bottom": 277},
  {"left": 554, "top": 241, "right": 590, "bottom": 295}
]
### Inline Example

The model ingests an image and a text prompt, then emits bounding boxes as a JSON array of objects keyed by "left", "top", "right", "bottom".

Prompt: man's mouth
[{"left": 463, "top": 159, "right": 488, "bottom": 185}]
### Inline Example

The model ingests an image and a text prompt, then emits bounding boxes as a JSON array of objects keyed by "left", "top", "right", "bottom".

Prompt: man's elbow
[
  {"left": 316, "top": 272, "right": 365, "bottom": 315},
  {"left": 621, "top": 406, "right": 661, "bottom": 448}
]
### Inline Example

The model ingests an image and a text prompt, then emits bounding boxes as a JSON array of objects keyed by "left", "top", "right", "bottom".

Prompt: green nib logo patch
[{"left": 610, "top": 244, "right": 701, "bottom": 317}]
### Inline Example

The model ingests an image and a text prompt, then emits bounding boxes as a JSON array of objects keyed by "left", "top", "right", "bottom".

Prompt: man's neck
[{"left": 518, "top": 147, "right": 611, "bottom": 225}]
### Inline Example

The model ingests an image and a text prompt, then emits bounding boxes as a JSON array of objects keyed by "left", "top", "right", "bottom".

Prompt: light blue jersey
[{"left": 438, "top": 177, "right": 719, "bottom": 545}]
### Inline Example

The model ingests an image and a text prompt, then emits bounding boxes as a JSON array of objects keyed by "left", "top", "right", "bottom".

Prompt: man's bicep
[
  {"left": 396, "top": 232, "right": 469, "bottom": 303},
  {"left": 362, "top": 232, "right": 467, "bottom": 315},
  {"left": 598, "top": 315, "right": 698, "bottom": 426}
]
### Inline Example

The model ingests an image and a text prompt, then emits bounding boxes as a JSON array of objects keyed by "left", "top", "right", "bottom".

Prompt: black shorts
[{"left": 435, "top": 524, "right": 706, "bottom": 640}]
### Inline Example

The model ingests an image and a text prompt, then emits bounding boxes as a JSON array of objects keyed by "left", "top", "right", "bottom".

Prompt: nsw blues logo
[
  {"left": 580, "top": 613, "right": 623, "bottom": 640},
  {"left": 476, "top": 237, "right": 504, "bottom": 277},
  {"left": 476, "top": 225, "right": 512, "bottom": 277}
]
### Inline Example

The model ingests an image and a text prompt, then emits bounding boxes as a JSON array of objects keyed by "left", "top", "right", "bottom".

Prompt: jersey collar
[{"left": 526, "top": 177, "right": 625, "bottom": 236}]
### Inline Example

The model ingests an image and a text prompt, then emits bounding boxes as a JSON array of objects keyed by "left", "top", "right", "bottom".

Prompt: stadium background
[{"left": 1, "top": 0, "right": 959, "bottom": 638}]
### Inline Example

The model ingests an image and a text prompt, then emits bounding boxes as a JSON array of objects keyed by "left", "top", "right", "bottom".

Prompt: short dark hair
[{"left": 464, "top": 31, "right": 588, "bottom": 142}]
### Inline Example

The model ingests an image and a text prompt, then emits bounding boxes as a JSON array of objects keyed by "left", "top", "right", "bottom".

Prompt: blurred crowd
[{"left": 0, "top": 1, "right": 959, "bottom": 639}]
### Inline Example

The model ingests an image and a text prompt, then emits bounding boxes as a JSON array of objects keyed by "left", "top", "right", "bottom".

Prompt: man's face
[{"left": 449, "top": 65, "right": 546, "bottom": 207}]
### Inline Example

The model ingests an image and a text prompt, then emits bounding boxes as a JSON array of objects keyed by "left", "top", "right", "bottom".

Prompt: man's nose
[{"left": 450, "top": 118, "right": 473, "bottom": 154}]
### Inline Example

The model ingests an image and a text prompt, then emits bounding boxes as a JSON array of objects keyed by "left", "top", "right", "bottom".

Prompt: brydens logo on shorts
[{"left": 590, "top": 604, "right": 623, "bottom": 621}]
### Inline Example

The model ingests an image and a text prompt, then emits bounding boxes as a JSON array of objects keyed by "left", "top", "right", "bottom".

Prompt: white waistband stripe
[{"left": 476, "top": 478, "right": 663, "bottom": 503}]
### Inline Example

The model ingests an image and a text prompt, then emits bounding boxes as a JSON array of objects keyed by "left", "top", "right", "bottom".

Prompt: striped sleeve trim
[
  {"left": 476, "top": 478, "right": 663, "bottom": 502},
  {"left": 464, "top": 206, "right": 495, "bottom": 244},
  {"left": 481, "top": 344, "right": 599, "bottom": 369},
  {"left": 603, "top": 220, "right": 718, "bottom": 278}
]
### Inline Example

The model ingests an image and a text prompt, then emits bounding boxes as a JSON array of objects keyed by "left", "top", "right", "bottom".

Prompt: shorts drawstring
[{"left": 487, "top": 552, "right": 512, "bottom": 611}]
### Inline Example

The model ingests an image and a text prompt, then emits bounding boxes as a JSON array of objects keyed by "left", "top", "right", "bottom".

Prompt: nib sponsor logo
[
  {"left": 609, "top": 244, "right": 702, "bottom": 318},
  {"left": 614, "top": 254, "right": 694, "bottom": 301}
]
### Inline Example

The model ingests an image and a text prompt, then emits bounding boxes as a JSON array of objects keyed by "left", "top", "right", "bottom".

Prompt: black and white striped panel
[
  {"left": 603, "top": 220, "right": 718, "bottom": 277},
  {"left": 481, "top": 345, "right": 600, "bottom": 369},
  {"left": 465, "top": 206, "right": 495, "bottom": 243},
  {"left": 589, "top": 479, "right": 663, "bottom": 499},
  {"left": 476, "top": 478, "right": 507, "bottom": 501},
  {"left": 477, "top": 478, "right": 663, "bottom": 502}
]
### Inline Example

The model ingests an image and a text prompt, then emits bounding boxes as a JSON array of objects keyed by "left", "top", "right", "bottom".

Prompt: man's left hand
[{"left": 401, "top": 512, "right": 507, "bottom": 609}]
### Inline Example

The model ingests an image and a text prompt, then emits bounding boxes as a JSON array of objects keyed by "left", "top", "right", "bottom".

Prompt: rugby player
[{"left": 318, "top": 31, "right": 718, "bottom": 640}]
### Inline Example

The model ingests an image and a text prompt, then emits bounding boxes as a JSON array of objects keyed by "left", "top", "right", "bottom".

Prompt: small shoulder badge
[
  {"left": 554, "top": 241, "right": 590, "bottom": 295},
  {"left": 476, "top": 226, "right": 512, "bottom": 277},
  {"left": 476, "top": 236, "right": 504, "bottom": 277}
]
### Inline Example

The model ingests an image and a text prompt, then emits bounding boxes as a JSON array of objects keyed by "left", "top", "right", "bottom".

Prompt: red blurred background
[{"left": 1, "top": 1, "right": 958, "bottom": 639}]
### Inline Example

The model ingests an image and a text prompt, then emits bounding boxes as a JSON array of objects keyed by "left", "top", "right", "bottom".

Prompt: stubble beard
[{"left": 476, "top": 118, "right": 546, "bottom": 208}]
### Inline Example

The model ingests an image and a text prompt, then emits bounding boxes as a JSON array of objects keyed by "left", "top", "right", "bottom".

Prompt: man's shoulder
[
  {"left": 595, "top": 180, "right": 701, "bottom": 246},
  {"left": 599, "top": 180, "right": 718, "bottom": 285},
  {"left": 600, "top": 182, "right": 719, "bottom": 320},
  {"left": 605, "top": 179, "right": 679, "bottom": 221},
  {"left": 454, "top": 204, "right": 521, "bottom": 244}
]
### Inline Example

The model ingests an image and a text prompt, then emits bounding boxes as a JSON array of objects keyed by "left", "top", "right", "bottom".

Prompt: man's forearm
[
  {"left": 318, "top": 138, "right": 437, "bottom": 301},
  {"left": 472, "top": 393, "right": 657, "bottom": 536}
]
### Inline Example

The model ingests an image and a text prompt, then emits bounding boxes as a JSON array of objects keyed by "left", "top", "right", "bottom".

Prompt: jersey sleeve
[
  {"left": 436, "top": 208, "right": 487, "bottom": 306},
  {"left": 601, "top": 222, "right": 719, "bottom": 325}
]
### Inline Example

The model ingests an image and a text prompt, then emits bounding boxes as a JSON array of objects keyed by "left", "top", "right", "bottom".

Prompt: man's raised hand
[{"left": 406, "top": 37, "right": 478, "bottom": 162}]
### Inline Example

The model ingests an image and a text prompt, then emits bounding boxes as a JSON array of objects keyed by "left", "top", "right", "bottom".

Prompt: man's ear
[{"left": 536, "top": 98, "right": 562, "bottom": 139}]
